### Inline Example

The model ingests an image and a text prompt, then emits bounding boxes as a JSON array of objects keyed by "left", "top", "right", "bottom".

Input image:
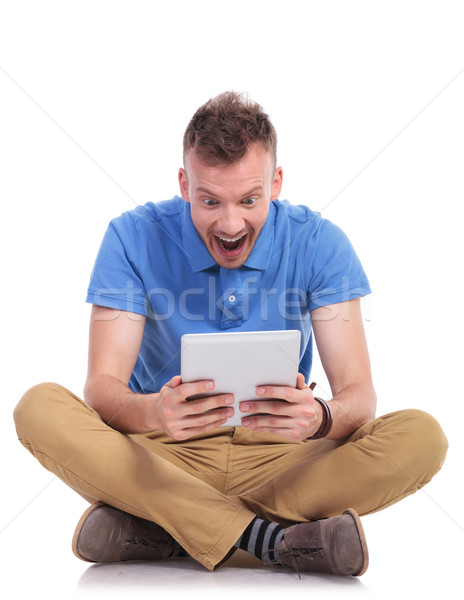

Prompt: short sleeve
[
  {"left": 305, "top": 220, "right": 371, "bottom": 312},
  {"left": 86, "top": 214, "right": 148, "bottom": 316}
]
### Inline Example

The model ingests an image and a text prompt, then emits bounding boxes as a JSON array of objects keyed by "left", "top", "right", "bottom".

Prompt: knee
[
  {"left": 13, "top": 382, "right": 72, "bottom": 443},
  {"left": 391, "top": 408, "right": 448, "bottom": 482}
]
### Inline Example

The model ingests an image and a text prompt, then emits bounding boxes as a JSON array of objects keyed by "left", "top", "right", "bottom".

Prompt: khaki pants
[{"left": 13, "top": 382, "right": 448, "bottom": 571}]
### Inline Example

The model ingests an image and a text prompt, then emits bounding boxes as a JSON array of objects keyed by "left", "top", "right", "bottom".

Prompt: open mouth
[{"left": 213, "top": 233, "right": 249, "bottom": 257}]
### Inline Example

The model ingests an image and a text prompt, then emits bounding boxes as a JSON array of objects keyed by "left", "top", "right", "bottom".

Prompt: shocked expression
[{"left": 179, "top": 146, "right": 283, "bottom": 269}]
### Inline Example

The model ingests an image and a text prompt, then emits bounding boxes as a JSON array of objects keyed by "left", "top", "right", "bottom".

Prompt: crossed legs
[{"left": 13, "top": 382, "right": 448, "bottom": 571}]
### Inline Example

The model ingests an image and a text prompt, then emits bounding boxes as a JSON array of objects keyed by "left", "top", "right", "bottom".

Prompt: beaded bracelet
[{"left": 308, "top": 397, "right": 333, "bottom": 439}]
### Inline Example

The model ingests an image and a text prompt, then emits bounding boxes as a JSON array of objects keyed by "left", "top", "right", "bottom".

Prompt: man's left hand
[{"left": 239, "top": 373, "right": 323, "bottom": 441}]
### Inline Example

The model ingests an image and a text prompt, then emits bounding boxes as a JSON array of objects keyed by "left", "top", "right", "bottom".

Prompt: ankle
[{"left": 235, "top": 517, "right": 285, "bottom": 563}]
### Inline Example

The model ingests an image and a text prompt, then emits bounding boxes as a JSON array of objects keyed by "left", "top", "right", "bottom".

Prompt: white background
[{"left": 1, "top": 1, "right": 463, "bottom": 598}]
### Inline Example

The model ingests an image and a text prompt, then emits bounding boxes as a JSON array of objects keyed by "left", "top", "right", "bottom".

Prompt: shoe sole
[
  {"left": 71, "top": 501, "right": 105, "bottom": 562},
  {"left": 344, "top": 508, "right": 369, "bottom": 576}
]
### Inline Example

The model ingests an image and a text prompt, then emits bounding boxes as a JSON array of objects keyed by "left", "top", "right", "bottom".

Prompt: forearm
[
  {"left": 84, "top": 374, "right": 160, "bottom": 434},
  {"left": 325, "top": 382, "right": 377, "bottom": 440}
]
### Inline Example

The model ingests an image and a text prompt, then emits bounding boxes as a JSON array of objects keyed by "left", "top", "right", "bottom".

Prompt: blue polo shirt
[{"left": 86, "top": 196, "right": 371, "bottom": 394}]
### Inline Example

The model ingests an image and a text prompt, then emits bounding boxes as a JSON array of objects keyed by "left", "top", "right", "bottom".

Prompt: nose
[{"left": 216, "top": 205, "right": 246, "bottom": 237}]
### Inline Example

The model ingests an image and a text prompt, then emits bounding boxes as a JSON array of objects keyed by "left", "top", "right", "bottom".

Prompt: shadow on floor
[{"left": 76, "top": 550, "right": 369, "bottom": 594}]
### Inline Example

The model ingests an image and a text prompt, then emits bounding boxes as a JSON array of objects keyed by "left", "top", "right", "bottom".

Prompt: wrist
[
  {"left": 137, "top": 392, "right": 162, "bottom": 432},
  {"left": 307, "top": 397, "right": 333, "bottom": 439}
]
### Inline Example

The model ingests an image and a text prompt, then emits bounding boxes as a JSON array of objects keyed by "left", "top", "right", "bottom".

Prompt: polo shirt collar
[{"left": 181, "top": 197, "right": 276, "bottom": 272}]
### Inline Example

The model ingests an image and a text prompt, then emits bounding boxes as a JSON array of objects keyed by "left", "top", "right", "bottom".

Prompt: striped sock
[{"left": 235, "top": 517, "right": 285, "bottom": 563}]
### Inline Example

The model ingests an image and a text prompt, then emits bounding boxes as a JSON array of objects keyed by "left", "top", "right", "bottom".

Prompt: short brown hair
[{"left": 183, "top": 91, "right": 277, "bottom": 167}]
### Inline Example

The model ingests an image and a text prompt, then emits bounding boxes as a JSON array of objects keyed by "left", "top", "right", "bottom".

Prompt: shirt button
[{"left": 228, "top": 294, "right": 236, "bottom": 303}]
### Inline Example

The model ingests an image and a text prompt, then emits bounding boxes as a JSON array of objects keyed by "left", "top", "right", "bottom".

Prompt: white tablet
[{"left": 180, "top": 329, "right": 301, "bottom": 427}]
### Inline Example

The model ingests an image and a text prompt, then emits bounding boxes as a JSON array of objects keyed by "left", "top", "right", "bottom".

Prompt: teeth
[
  {"left": 219, "top": 235, "right": 244, "bottom": 242},
  {"left": 215, "top": 234, "right": 246, "bottom": 251}
]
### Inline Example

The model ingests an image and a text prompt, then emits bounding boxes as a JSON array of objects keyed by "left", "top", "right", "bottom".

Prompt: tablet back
[{"left": 181, "top": 329, "right": 301, "bottom": 427}]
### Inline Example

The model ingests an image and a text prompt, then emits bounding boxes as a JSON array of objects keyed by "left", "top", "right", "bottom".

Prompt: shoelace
[
  {"left": 289, "top": 536, "right": 325, "bottom": 561},
  {"left": 127, "top": 534, "right": 155, "bottom": 547},
  {"left": 263, "top": 536, "right": 325, "bottom": 580},
  {"left": 126, "top": 533, "right": 175, "bottom": 558},
  {"left": 127, "top": 532, "right": 188, "bottom": 558}
]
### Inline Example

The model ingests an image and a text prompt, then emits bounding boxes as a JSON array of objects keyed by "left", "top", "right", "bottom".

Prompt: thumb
[
  {"left": 296, "top": 373, "right": 306, "bottom": 390},
  {"left": 162, "top": 375, "right": 182, "bottom": 391},
  {"left": 170, "top": 375, "right": 182, "bottom": 388}
]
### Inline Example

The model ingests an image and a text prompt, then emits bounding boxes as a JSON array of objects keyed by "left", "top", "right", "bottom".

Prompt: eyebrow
[{"left": 196, "top": 186, "right": 264, "bottom": 197}]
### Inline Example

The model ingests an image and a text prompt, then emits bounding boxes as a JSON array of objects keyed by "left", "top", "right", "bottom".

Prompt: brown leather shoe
[
  {"left": 72, "top": 502, "right": 184, "bottom": 563},
  {"left": 277, "top": 509, "right": 369, "bottom": 576}
]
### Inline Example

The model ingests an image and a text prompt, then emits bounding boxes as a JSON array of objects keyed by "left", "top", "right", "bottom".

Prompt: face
[{"left": 179, "top": 146, "right": 283, "bottom": 269}]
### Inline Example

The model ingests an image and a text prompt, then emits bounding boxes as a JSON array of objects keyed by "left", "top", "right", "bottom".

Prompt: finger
[
  {"left": 181, "top": 405, "right": 235, "bottom": 430},
  {"left": 185, "top": 393, "right": 235, "bottom": 416},
  {"left": 242, "top": 413, "right": 291, "bottom": 427},
  {"left": 173, "top": 414, "right": 232, "bottom": 440},
  {"left": 255, "top": 384, "right": 302, "bottom": 404},
  {"left": 241, "top": 414, "right": 307, "bottom": 441},
  {"left": 239, "top": 399, "right": 293, "bottom": 416},
  {"left": 165, "top": 379, "right": 216, "bottom": 403},
  {"left": 164, "top": 403, "right": 234, "bottom": 440}
]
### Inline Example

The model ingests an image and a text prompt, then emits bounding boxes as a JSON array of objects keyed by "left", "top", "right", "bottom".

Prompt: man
[{"left": 14, "top": 92, "right": 448, "bottom": 577}]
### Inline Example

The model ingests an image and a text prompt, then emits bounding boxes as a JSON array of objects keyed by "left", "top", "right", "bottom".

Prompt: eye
[
  {"left": 242, "top": 197, "right": 257, "bottom": 206},
  {"left": 203, "top": 198, "right": 217, "bottom": 207}
]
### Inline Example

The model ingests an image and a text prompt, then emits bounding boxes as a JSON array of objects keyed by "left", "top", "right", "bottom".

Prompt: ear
[
  {"left": 178, "top": 168, "right": 190, "bottom": 202},
  {"left": 270, "top": 166, "right": 283, "bottom": 201}
]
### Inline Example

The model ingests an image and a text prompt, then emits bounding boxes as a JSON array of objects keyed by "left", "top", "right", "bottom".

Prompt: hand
[
  {"left": 151, "top": 376, "right": 235, "bottom": 440},
  {"left": 239, "top": 373, "right": 323, "bottom": 441}
]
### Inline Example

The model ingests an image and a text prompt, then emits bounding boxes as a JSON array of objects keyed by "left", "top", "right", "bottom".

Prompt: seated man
[{"left": 13, "top": 91, "right": 448, "bottom": 577}]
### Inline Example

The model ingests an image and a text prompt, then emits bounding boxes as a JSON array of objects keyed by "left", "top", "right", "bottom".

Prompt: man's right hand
[{"left": 149, "top": 375, "right": 235, "bottom": 439}]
